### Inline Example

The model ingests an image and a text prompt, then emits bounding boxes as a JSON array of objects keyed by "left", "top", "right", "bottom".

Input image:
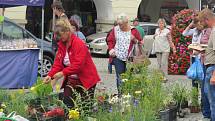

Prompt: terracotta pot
[{"left": 189, "top": 106, "right": 200, "bottom": 113}]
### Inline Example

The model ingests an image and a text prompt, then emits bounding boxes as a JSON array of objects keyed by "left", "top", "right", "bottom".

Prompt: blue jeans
[
  {"left": 205, "top": 65, "right": 215, "bottom": 120},
  {"left": 202, "top": 65, "right": 211, "bottom": 118},
  {"left": 112, "top": 58, "right": 126, "bottom": 94}
]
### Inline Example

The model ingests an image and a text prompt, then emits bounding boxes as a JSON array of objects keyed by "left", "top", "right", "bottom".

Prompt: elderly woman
[
  {"left": 43, "top": 18, "right": 100, "bottom": 108},
  {"left": 107, "top": 13, "right": 142, "bottom": 94},
  {"left": 70, "top": 19, "right": 86, "bottom": 42},
  {"left": 153, "top": 18, "right": 176, "bottom": 82}
]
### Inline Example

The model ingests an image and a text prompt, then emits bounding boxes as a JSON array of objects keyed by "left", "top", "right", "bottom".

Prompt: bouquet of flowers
[{"left": 168, "top": 9, "right": 195, "bottom": 75}]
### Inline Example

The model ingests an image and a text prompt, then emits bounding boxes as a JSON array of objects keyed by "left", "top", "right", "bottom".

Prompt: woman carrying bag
[{"left": 107, "top": 13, "right": 143, "bottom": 95}]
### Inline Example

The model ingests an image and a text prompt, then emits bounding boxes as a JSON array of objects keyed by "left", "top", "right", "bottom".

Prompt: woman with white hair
[
  {"left": 153, "top": 18, "right": 176, "bottom": 82},
  {"left": 107, "top": 13, "right": 143, "bottom": 94}
]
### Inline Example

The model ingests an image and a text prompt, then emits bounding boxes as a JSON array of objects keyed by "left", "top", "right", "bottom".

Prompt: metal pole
[
  {"left": 52, "top": 0, "right": 56, "bottom": 31},
  {"left": 1, "top": 8, "right": 5, "bottom": 39},
  {"left": 41, "top": 7, "right": 44, "bottom": 78},
  {"left": 200, "top": 0, "right": 202, "bottom": 11}
]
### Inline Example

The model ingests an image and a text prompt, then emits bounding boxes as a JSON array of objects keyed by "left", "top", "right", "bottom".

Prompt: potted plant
[
  {"left": 189, "top": 87, "right": 200, "bottom": 113},
  {"left": 159, "top": 94, "right": 177, "bottom": 121},
  {"left": 172, "top": 84, "right": 189, "bottom": 118}
]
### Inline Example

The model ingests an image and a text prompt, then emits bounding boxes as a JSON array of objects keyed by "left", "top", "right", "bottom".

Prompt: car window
[
  {"left": 141, "top": 26, "right": 148, "bottom": 35},
  {"left": 147, "top": 26, "right": 158, "bottom": 35},
  {"left": 0, "top": 21, "right": 24, "bottom": 39},
  {"left": 23, "top": 30, "right": 35, "bottom": 39}
]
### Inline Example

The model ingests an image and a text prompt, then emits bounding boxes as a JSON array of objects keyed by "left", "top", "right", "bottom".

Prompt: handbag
[{"left": 128, "top": 43, "right": 151, "bottom": 66}]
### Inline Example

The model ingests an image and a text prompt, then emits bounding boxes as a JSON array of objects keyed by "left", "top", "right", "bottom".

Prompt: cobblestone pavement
[{"left": 92, "top": 55, "right": 203, "bottom": 121}]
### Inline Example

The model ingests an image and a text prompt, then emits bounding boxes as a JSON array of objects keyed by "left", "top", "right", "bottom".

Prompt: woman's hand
[
  {"left": 173, "top": 47, "right": 177, "bottom": 55},
  {"left": 131, "top": 35, "right": 138, "bottom": 43},
  {"left": 188, "top": 21, "right": 194, "bottom": 28},
  {"left": 53, "top": 72, "right": 64, "bottom": 81},
  {"left": 109, "top": 49, "right": 116, "bottom": 57},
  {"left": 43, "top": 76, "right": 52, "bottom": 84}
]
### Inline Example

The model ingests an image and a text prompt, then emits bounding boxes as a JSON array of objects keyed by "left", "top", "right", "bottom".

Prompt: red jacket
[
  {"left": 48, "top": 34, "right": 100, "bottom": 90},
  {"left": 107, "top": 27, "right": 142, "bottom": 62}
]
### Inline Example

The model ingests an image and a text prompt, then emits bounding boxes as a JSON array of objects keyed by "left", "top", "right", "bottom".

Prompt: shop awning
[{"left": 0, "top": 0, "right": 45, "bottom": 8}]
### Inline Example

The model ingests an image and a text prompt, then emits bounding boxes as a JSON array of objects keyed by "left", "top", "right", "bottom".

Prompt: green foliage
[
  {"left": 30, "top": 78, "right": 52, "bottom": 98},
  {"left": 190, "top": 87, "right": 199, "bottom": 107},
  {"left": 172, "top": 84, "right": 189, "bottom": 107},
  {"left": 5, "top": 91, "right": 29, "bottom": 118}
]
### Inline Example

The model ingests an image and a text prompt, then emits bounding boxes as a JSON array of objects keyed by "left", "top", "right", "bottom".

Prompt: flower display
[
  {"left": 168, "top": 9, "right": 195, "bottom": 75},
  {"left": 68, "top": 108, "right": 80, "bottom": 120}
]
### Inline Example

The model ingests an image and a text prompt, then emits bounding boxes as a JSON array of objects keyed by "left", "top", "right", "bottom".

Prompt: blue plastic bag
[{"left": 186, "top": 57, "right": 204, "bottom": 81}]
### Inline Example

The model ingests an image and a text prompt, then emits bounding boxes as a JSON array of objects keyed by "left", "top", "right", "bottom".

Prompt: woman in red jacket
[
  {"left": 107, "top": 13, "right": 143, "bottom": 95},
  {"left": 43, "top": 18, "right": 100, "bottom": 108}
]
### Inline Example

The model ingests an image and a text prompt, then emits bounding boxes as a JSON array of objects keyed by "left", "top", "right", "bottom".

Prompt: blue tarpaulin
[
  {"left": 0, "top": 49, "right": 39, "bottom": 88},
  {"left": 0, "top": 0, "right": 45, "bottom": 7}
]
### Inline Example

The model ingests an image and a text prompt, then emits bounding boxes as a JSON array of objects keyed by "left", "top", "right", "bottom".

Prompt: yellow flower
[
  {"left": 1, "top": 103, "right": 6, "bottom": 108},
  {"left": 0, "top": 108, "right": 3, "bottom": 112},
  {"left": 56, "top": 84, "right": 61, "bottom": 92},
  {"left": 68, "top": 109, "right": 80, "bottom": 120},
  {"left": 30, "top": 87, "right": 35, "bottom": 91},
  {"left": 135, "top": 91, "right": 142, "bottom": 94},
  {"left": 18, "top": 88, "right": 25, "bottom": 95}
]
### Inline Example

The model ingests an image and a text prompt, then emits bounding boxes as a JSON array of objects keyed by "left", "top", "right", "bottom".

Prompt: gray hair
[
  {"left": 157, "top": 18, "right": 167, "bottom": 27},
  {"left": 117, "top": 13, "right": 129, "bottom": 24}
]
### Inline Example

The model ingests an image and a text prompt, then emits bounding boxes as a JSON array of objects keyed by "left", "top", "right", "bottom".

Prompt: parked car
[
  {"left": 0, "top": 17, "right": 55, "bottom": 76},
  {"left": 86, "top": 22, "right": 159, "bottom": 57}
]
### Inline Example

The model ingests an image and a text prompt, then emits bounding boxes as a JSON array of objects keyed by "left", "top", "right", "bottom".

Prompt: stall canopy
[
  {"left": 0, "top": 0, "right": 45, "bottom": 7},
  {"left": 0, "top": 0, "right": 45, "bottom": 77}
]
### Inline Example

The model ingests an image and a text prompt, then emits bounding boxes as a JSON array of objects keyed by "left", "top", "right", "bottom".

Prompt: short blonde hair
[
  {"left": 117, "top": 13, "right": 129, "bottom": 24},
  {"left": 157, "top": 18, "right": 167, "bottom": 27},
  {"left": 198, "top": 8, "right": 215, "bottom": 21},
  {"left": 55, "top": 18, "right": 72, "bottom": 33}
]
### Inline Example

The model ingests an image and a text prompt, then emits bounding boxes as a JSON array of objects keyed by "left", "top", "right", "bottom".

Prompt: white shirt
[
  {"left": 182, "top": 28, "right": 202, "bottom": 44},
  {"left": 154, "top": 28, "right": 170, "bottom": 52},
  {"left": 63, "top": 51, "right": 78, "bottom": 79},
  {"left": 114, "top": 26, "right": 131, "bottom": 61}
]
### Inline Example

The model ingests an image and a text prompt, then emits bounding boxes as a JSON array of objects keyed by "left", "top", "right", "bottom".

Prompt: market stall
[{"left": 0, "top": 0, "right": 45, "bottom": 88}]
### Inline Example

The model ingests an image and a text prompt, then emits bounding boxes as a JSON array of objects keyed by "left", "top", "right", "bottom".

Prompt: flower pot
[
  {"left": 159, "top": 109, "right": 170, "bottom": 121},
  {"left": 169, "top": 106, "right": 177, "bottom": 121},
  {"left": 189, "top": 106, "right": 200, "bottom": 113},
  {"left": 159, "top": 106, "right": 177, "bottom": 121},
  {"left": 177, "top": 101, "right": 188, "bottom": 110}
]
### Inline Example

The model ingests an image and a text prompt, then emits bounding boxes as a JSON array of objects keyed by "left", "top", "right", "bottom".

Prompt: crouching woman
[{"left": 43, "top": 19, "right": 100, "bottom": 108}]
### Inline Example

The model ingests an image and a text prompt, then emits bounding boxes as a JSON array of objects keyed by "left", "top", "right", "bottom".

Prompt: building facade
[{"left": 0, "top": 0, "right": 203, "bottom": 36}]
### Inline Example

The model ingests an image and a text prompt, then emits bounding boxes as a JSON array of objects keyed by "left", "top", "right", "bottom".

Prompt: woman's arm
[
  {"left": 131, "top": 28, "right": 143, "bottom": 44},
  {"left": 182, "top": 22, "right": 195, "bottom": 36},
  {"left": 167, "top": 32, "right": 176, "bottom": 54},
  {"left": 48, "top": 50, "right": 64, "bottom": 78},
  {"left": 107, "top": 28, "right": 116, "bottom": 56},
  {"left": 107, "top": 28, "right": 115, "bottom": 50}
]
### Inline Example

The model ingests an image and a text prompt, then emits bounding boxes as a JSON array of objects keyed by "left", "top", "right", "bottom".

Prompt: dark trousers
[
  {"left": 108, "top": 62, "right": 113, "bottom": 74},
  {"left": 112, "top": 58, "right": 126, "bottom": 94},
  {"left": 60, "top": 79, "right": 96, "bottom": 111}
]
